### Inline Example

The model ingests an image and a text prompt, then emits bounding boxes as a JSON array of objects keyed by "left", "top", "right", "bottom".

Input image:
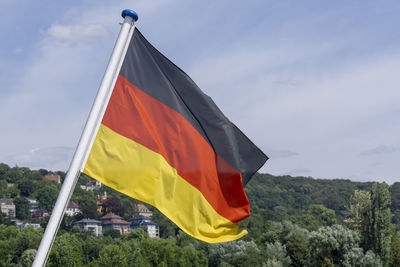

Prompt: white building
[
  {"left": 86, "top": 180, "right": 101, "bottom": 191},
  {"left": 65, "top": 201, "right": 80, "bottom": 216},
  {"left": 16, "top": 222, "right": 41, "bottom": 229},
  {"left": 129, "top": 215, "right": 159, "bottom": 238},
  {"left": 27, "top": 198, "right": 39, "bottom": 215},
  {"left": 74, "top": 219, "right": 102, "bottom": 236}
]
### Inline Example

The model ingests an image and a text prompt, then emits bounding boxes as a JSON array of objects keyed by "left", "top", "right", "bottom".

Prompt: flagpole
[{"left": 32, "top": 10, "right": 138, "bottom": 267}]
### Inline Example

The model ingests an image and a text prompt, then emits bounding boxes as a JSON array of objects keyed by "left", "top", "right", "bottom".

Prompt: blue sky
[{"left": 1, "top": 1, "right": 400, "bottom": 183}]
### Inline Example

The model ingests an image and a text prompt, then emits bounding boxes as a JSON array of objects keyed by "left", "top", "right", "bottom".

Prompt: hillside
[{"left": 1, "top": 163, "right": 400, "bottom": 266}]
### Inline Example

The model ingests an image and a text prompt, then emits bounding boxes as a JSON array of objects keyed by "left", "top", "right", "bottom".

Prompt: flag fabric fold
[{"left": 83, "top": 29, "right": 268, "bottom": 243}]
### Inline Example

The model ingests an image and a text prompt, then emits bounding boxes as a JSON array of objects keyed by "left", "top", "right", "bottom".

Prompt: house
[
  {"left": 0, "top": 198, "right": 15, "bottom": 218},
  {"left": 44, "top": 174, "right": 61, "bottom": 184},
  {"left": 101, "top": 213, "right": 130, "bottom": 235},
  {"left": 16, "top": 222, "right": 41, "bottom": 229},
  {"left": 27, "top": 198, "right": 39, "bottom": 215},
  {"left": 74, "top": 219, "right": 102, "bottom": 236},
  {"left": 32, "top": 209, "right": 49, "bottom": 218},
  {"left": 134, "top": 203, "right": 152, "bottom": 217},
  {"left": 65, "top": 201, "right": 80, "bottom": 216},
  {"left": 129, "top": 215, "right": 159, "bottom": 238},
  {"left": 86, "top": 180, "right": 101, "bottom": 191}
]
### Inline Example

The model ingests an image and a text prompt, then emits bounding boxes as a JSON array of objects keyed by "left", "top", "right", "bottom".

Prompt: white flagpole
[{"left": 32, "top": 9, "right": 138, "bottom": 267}]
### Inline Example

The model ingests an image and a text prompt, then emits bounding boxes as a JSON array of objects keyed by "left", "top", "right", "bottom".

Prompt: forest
[{"left": 1, "top": 163, "right": 400, "bottom": 266}]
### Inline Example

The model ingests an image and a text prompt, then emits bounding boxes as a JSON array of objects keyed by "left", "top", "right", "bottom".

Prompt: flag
[{"left": 83, "top": 29, "right": 268, "bottom": 243}]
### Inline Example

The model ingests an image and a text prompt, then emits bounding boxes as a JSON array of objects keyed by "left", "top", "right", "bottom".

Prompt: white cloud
[
  {"left": 45, "top": 24, "right": 109, "bottom": 41},
  {"left": 4, "top": 146, "right": 74, "bottom": 171},
  {"left": 360, "top": 145, "right": 400, "bottom": 156}
]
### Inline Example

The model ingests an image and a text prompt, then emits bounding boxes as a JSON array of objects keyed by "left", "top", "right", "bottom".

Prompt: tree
[
  {"left": 48, "top": 233, "right": 82, "bottom": 267},
  {"left": 123, "top": 228, "right": 149, "bottom": 241},
  {"left": 390, "top": 233, "right": 400, "bottom": 267},
  {"left": 20, "top": 249, "right": 36, "bottom": 267},
  {"left": 366, "top": 182, "right": 392, "bottom": 264},
  {"left": 93, "top": 244, "right": 128, "bottom": 267},
  {"left": 307, "top": 204, "right": 337, "bottom": 226},
  {"left": 14, "top": 197, "right": 31, "bottom": 220},
  {"left": 208, "top": 240, "right": 260, "bottom": 267},
  {"left": 345, "top": 190, "right": 371, "bottom": 232},
  {"left": 17, "top": 179, "right": 35, "bottom": 197},
  {"left": 11, "top": 227, "right": 42, "bottom": 264},
  {"left": 38, "top": 169, "right": 49, "bottom": 176},
  {"left": 345, "top": 190, "right": 371, "bottom": 249},
  {"left": 36, "top": 186, "right": 59, "bottom": 211},
  {"left": 285, "top": 233, "right": 308, "bottom": 267},
  {"left": 290, "top": 204, "right": 336, "bottom": 231},
  {"left": 102, "top": 196, "right": 124, "bottom": 216},
  {"left": 0, "top": 180, "right": 8, "bottom": 198},
  {"left": 28, "top": 170, "right": 43, "bottom": 181},
  {"left": 375, "top": 182, "right": 391, "bottom": 265},
  {"left": 307, "top": 224, "right": 361, "bottom": 266},
  {"left": 265, "top": 241, "right": 292, "bottom": 267},
  {"left": 103, "top": 228, "right": 121, "bottom": 238},
  {"left": 0, "top": 163, "right": 10, "bottom": 177}
]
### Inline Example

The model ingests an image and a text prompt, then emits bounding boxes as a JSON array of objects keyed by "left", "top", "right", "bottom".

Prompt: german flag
[{"left": 83, "top": 29, "right": 268, "bottom": 243}]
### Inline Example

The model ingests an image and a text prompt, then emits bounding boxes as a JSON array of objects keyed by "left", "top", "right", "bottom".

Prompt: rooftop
[
  {"left": 67, "top": 201, "right": 79, "bottom": 209},
  {"left": 102, "top": 220, "right": 130, "bottom": 225},
  {"left": 0, "top": 198, "right": 14, "bottom": 205},
  {"left": 74, "top": 219, "right": 101, "bottom": 224},
  {"left": 101, "top": 212, "right": 122, "bottom": 220}
]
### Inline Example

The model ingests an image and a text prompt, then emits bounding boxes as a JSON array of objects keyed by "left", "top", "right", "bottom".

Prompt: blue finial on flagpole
[{"left": 122, "top": 9, "right": 139, "bottom": 21}]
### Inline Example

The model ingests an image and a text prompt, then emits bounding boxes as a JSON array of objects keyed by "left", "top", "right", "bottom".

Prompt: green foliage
[
  {"left": 289, "top": 204, "right": 337, "bottom": 231},
  {"left": 307, "top": 224, "right": 361, "bottom": 266},
  {"left": 20, "top": 249, "right": 36, "bottom": 267},
  {"left": 48, "top": 233, "right": 82, "bottom": 267},
  {"left": 208, "top": 240, "right": 261, "bottom": 267},
  {"left": 17, "top": 179, "right": 35, "bottom": 196},
  {"left": 344, "top": 189, "right": 371, "bottom": 236},
  {"left": 102, "top": 228, "right": 121, "bottom": 238},
  {"left": 35, "top": 185, "right": 59, "bottom": 211},
  {"left": 265, "top": 241, "right": 292, "bottom": 266},
  {"left": 390, "top": 232, "right": 400, "bottom": 267},
  {"left": 123, "top": 228, "right": 149, "bottom": 241},
  {"left": 14, "top": 197, "right": 31, "bottom": 220},
  {"left": 0, "top": 164, "right": 398, "bottom": 266},
  {"left": 92, "top": 244, "right": 128, "bottom": 267},
  {"left": 285, "top": 233, "right": 308, "bottom": 266}
]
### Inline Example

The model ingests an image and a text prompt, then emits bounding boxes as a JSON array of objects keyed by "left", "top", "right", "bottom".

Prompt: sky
[{"left": 1, "top": 0, "right": 400, "bottom": 183}]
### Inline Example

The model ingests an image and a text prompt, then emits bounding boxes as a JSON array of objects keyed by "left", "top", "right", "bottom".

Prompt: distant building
[
  {"left": 134, "top": 203, "right": 152, "bottom": 217},
  {"left": 74, "top": 219, "right": 102, "bottom": 236},
  {"left": 44, "top": 174, "right": 61, "bottom": 184},
  {"left": 101, "top": 213, "right": 130, "bottom": 235},
  {"left": 66, "top": 201, "right": 80, "bottom": 216},
  {"left": 27, "top": 198, "right": 39, "bottom": 215},
  {"left": 16, "top": 222, "right": 41, "bottom": 229},
  {"left": 129, "top": 215, "right": 159, "bottom": 238},
  {"left": 86, "top": 180, "right": 101, "bottom": 191},
  {"left": 32, "top": 209, "right": 49, "bottom": 218},
  {"left": 0, "top": 198, "right": 15, "bottom": 218},
  {"left": 96, "top": 192, "right": 108, "bottom": 214}
]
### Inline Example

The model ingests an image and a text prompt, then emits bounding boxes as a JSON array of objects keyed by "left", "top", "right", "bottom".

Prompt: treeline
[{"left": 2, "top": 163, "right": 400, "bottom": 266}]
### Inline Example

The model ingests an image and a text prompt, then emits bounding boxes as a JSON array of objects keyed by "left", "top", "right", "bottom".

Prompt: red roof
[
  {"left": 101, "top": 212, "right": 122, "bottom": 220},
  {"left": 67, "top": 201, "right": 79, "bottom": 209},
  {"left": 102, "top": 220, "right": 130, "bottom": 225},
  {"left": 86, "top": 180, "right": 96, "bottom": 186},
  {"left": 135, "top": 204, "right": 151, "bottom": 213}
]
